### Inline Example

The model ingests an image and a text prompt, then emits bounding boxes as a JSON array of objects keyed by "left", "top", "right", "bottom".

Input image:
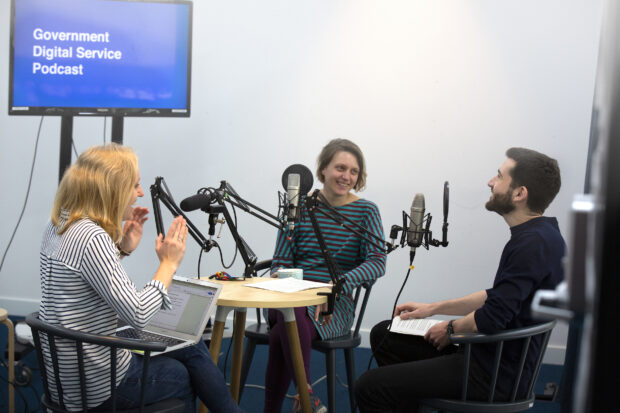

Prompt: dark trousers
[
  {"left": 355, "top": 320, "right": 497, "bottom": 413},
  {"left": 94, "top": 340, "right": 242, "bottom": 413}
]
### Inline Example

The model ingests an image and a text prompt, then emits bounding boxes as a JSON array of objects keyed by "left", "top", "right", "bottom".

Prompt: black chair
[
  {"left": 239, "top": 279, "right": 375, "bottom": 413},
  {"left": 26, "top": 313, "right": 186, "bottom": 413},
  {"left": 418, "top": 319, "right": 557, "bottom": 413}
]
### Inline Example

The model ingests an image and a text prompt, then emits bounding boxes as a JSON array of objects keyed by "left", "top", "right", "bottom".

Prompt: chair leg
[
  {"left": 344, "top": 348, "right": 356, "bottom": 413},
  {"left": 325, "top": 349, "right": 337, "bottom": 413},
  {"left": 238, "top": 337, "right": 257, "bottom": 401}
]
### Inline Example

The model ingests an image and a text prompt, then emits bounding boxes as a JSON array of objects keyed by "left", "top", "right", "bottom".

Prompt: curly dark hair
[{"left": 506, "top": 147, "right": 561, "bottom": 214}]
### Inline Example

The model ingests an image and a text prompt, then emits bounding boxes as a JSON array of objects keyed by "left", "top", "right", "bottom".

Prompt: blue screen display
[{"left": 9, "top": 0, "right": 192, "bottom": 116}]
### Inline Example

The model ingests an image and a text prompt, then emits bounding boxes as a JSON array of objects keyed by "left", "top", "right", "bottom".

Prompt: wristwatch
[{"left": 447, "top": 319, "right": 455, "bottom": 335}]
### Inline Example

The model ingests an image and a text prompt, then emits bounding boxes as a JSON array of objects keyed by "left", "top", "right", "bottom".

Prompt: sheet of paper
[
  {"left": 389, "top": 316, "right": 443, "bottom": 336},
  {"left": 245, "top": 278, "right": 331, "bottom": 293}
]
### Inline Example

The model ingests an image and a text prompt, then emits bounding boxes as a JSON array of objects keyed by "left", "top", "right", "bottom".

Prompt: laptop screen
[{"left": 149, "top": 279, "right": 218, "bottom": 336}]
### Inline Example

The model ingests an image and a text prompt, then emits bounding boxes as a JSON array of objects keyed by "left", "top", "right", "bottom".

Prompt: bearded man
[{"left": 355, "top": 147, "right": 565, "bottom": 413}]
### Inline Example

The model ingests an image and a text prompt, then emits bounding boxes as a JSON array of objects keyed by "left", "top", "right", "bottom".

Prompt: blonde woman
[{"left": 40, "top": 144, "right": 242, "bottom": 413}]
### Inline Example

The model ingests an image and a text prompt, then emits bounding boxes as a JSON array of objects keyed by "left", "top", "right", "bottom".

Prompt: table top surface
[{"left": 209, "top": 277, "right": 330, "bottom": 308}]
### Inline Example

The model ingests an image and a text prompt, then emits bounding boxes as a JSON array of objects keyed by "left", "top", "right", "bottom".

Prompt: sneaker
[{"left": 292, "top": 392, "right": 327, "bottom": 413}]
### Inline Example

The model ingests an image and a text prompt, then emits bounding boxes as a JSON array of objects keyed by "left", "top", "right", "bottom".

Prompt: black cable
[
  {"left": 71, "top": 139, "right": 78, "bottom": 159},
  {"left": 0, "top": 346, "right": 41, "bottom": 412},
  {"left": 366, "top": 262, "right": 414, "bottom": 371},
  {"left": 216, "top": 243, "right": 236, "bottom": 270},
  {"left": 195, "top": 187, "right": 240, "bottom": 270},
  {"left": 24, "top": 385, "right": 41, "bottom": 413},
  {"left": 198, "top": 248, "right": 204, "bottom": 278},
  {"left": 217, "top": 203, "right": 239, "bottom": 269},
  {"left": 0, "top": 116, "right": 44, "bottom": 273},
  {"left": 0, "top": 373, "right": 33, "bottom": 413},
  {"left": 222, "top": 313, "right": 235, "bottom": 382}
]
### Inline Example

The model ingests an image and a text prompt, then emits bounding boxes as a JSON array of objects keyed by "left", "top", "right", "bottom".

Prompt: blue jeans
[{"left": 95, "top": 340, "right": 243, "bottom": 413}]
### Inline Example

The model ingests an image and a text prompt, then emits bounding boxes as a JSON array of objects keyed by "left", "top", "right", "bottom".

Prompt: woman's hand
[
  {"left": 155, "top": 216, "right": 188, "bottom": 271},
  {"left": 120, "top": 206, "right": 149, "bottom": 253},
  {"left": 270, "top": 267, "right": 281, "bottom": 278},
  {"left": 314, "top": 302, "right": 332, "bottom": 325}
]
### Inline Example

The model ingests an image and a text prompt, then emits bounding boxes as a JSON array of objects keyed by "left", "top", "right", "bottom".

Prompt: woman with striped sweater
[
  {"left": 39, "top": 144, "right": 242, "bottom": 413},
  {"left": 264, "top": 139, "right": 387, "bottom": 412}
]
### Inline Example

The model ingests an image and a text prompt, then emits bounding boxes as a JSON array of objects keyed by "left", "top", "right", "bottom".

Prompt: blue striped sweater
[{"left": 271, "top": 197, "right": 386, "bottom": 339}]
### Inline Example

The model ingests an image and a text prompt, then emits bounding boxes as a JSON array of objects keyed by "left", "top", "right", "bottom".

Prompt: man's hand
[
  {"left": 424, "top": 320, "right": 451, "bottom": 351},
  {"left": 120, "top": 206, "right": 149, "bottom": 253},
  {"left": 394, "top": 302, "right": 435, "bottom": 319}
]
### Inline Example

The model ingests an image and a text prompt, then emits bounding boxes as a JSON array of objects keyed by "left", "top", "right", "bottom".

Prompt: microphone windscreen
[
  {"left": 281, "top": 164, "right": 314, "bottom": 194},
  {"left": 180, "top": 193, "right": 211, "bottom": 212}
]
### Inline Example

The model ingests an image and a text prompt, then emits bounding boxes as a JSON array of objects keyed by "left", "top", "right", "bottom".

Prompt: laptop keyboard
[{"left": 117, "top": 328, "right": 185, "bottom": 347}]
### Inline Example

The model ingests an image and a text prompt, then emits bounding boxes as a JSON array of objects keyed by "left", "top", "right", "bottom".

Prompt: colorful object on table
[{"left": 209, "top": 271, "right": 245, "bottom": 281}]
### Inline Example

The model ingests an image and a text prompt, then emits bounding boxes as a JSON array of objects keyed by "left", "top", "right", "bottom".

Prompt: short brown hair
[
  {"left": 506, "top": 147, "right": 561, "bottom": 214},
  {"left": 316, "top": 138, "right": 367, "bottom": 191},
  {"left": 51, "top": 143, "right": 138, "bottom": 242}
]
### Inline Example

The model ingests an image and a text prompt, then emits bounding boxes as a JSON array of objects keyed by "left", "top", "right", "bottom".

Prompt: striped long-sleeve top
[
  {"left": 39, "top": 211, "right": 171, "bottom": 411},
  {"left": 271, "top": 197, "right": 386, "bottom": 339}
]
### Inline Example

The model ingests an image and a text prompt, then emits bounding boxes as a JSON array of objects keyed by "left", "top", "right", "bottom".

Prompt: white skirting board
[{"left": 3, "top": 301, "right": 567, "bottom": 366}]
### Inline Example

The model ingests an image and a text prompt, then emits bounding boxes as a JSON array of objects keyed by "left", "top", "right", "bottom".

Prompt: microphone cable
[
  {"left": 0, "top": 116, "right": 44, "bottom": 274},
  {"left": 366, "top": 257, "right": 415, "bottom": 371},
  {"left": 193, "top": 186, "right": 240, "bottom": 272}
]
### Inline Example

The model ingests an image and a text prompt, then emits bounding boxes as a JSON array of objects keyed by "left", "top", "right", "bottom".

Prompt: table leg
[
  {"left": 0, "top": 314, "right": 14, "bottom": 413},
  {"left": 229, "top": 308, "right": 246, "bottom": 401},
  {"left": 200, "top": 305, "right": 234, "bottom": 413},
  {"left": 281, "top": 308, "right": 311, "bottom": 413}
]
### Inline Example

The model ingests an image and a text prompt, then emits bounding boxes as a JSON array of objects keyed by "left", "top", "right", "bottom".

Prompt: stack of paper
[
  {"left": 245, "top": 278, "right": 331, "bottom": 293},
  {"left": 389, "top": 316, "right": 442, "bottom": 336}
]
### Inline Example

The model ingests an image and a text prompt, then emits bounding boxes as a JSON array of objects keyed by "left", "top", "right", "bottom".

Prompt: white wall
[{"left": 0, "top": 1, "right": 603, "bottom": 363}]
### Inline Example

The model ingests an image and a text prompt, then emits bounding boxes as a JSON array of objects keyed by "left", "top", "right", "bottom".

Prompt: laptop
[{"left": 116, "top": 276, "right": 222, "bottom": 355}]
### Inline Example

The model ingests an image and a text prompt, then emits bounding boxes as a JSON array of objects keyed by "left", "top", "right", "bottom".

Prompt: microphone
[
  {"left": 286, "top": 173, "right": 301, "bottom": 230},
  {"left": 281, "top": 164, "right": 314, "bottom": 230},
  {"left": 180, "top": 193, "right": 215, "bottom": 212},
  {"left": 408, "top": 193, "right": 425, "bottom": 253}
]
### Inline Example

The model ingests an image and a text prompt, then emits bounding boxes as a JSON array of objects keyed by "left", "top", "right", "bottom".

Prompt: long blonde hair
[{"left": 51, "top": 143, "right": 138, "bottom": 242}]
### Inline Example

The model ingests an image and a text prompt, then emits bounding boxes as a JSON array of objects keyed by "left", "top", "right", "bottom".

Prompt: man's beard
[{"left": 485, "top": 190, "right": 515, "bottom": 215}]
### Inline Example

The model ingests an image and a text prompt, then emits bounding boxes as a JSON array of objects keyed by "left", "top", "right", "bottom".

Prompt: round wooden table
[{"left": 204, "top": 277, "right": 330, "bottom": 413}]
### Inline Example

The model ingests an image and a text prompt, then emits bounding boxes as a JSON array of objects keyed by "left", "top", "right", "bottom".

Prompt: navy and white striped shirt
[
  {"left": 271, "top": 197, "right": 386, "bottom": 339},
  {"left": 39, "top": 212, "right": 170, "bottom": 410}
]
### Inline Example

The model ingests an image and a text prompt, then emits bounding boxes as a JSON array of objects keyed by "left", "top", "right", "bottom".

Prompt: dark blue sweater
[{"left": 472, "top": 216, "right": 565, "bottom": 397}]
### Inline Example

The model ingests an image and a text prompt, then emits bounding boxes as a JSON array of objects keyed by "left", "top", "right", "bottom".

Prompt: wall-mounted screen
[{"left": 9, "top": 0, "right": 192, "bottom": 117}]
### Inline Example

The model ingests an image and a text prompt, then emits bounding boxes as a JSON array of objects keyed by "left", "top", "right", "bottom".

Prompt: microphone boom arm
[
  {"left": 209, "top": 181, "right": 262, "bottom": 278},
  {"left": 150, "top": 177, "right": 215, "bottom": 253},
  {"left": 304, "top": 189, "right": 390, "bottom": 316},
  {"left": 219, "top": 183, "right": 284, "bottom": 230},
  {"left": 192, "top": 180, "right": 287, "bottom": 278}
]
